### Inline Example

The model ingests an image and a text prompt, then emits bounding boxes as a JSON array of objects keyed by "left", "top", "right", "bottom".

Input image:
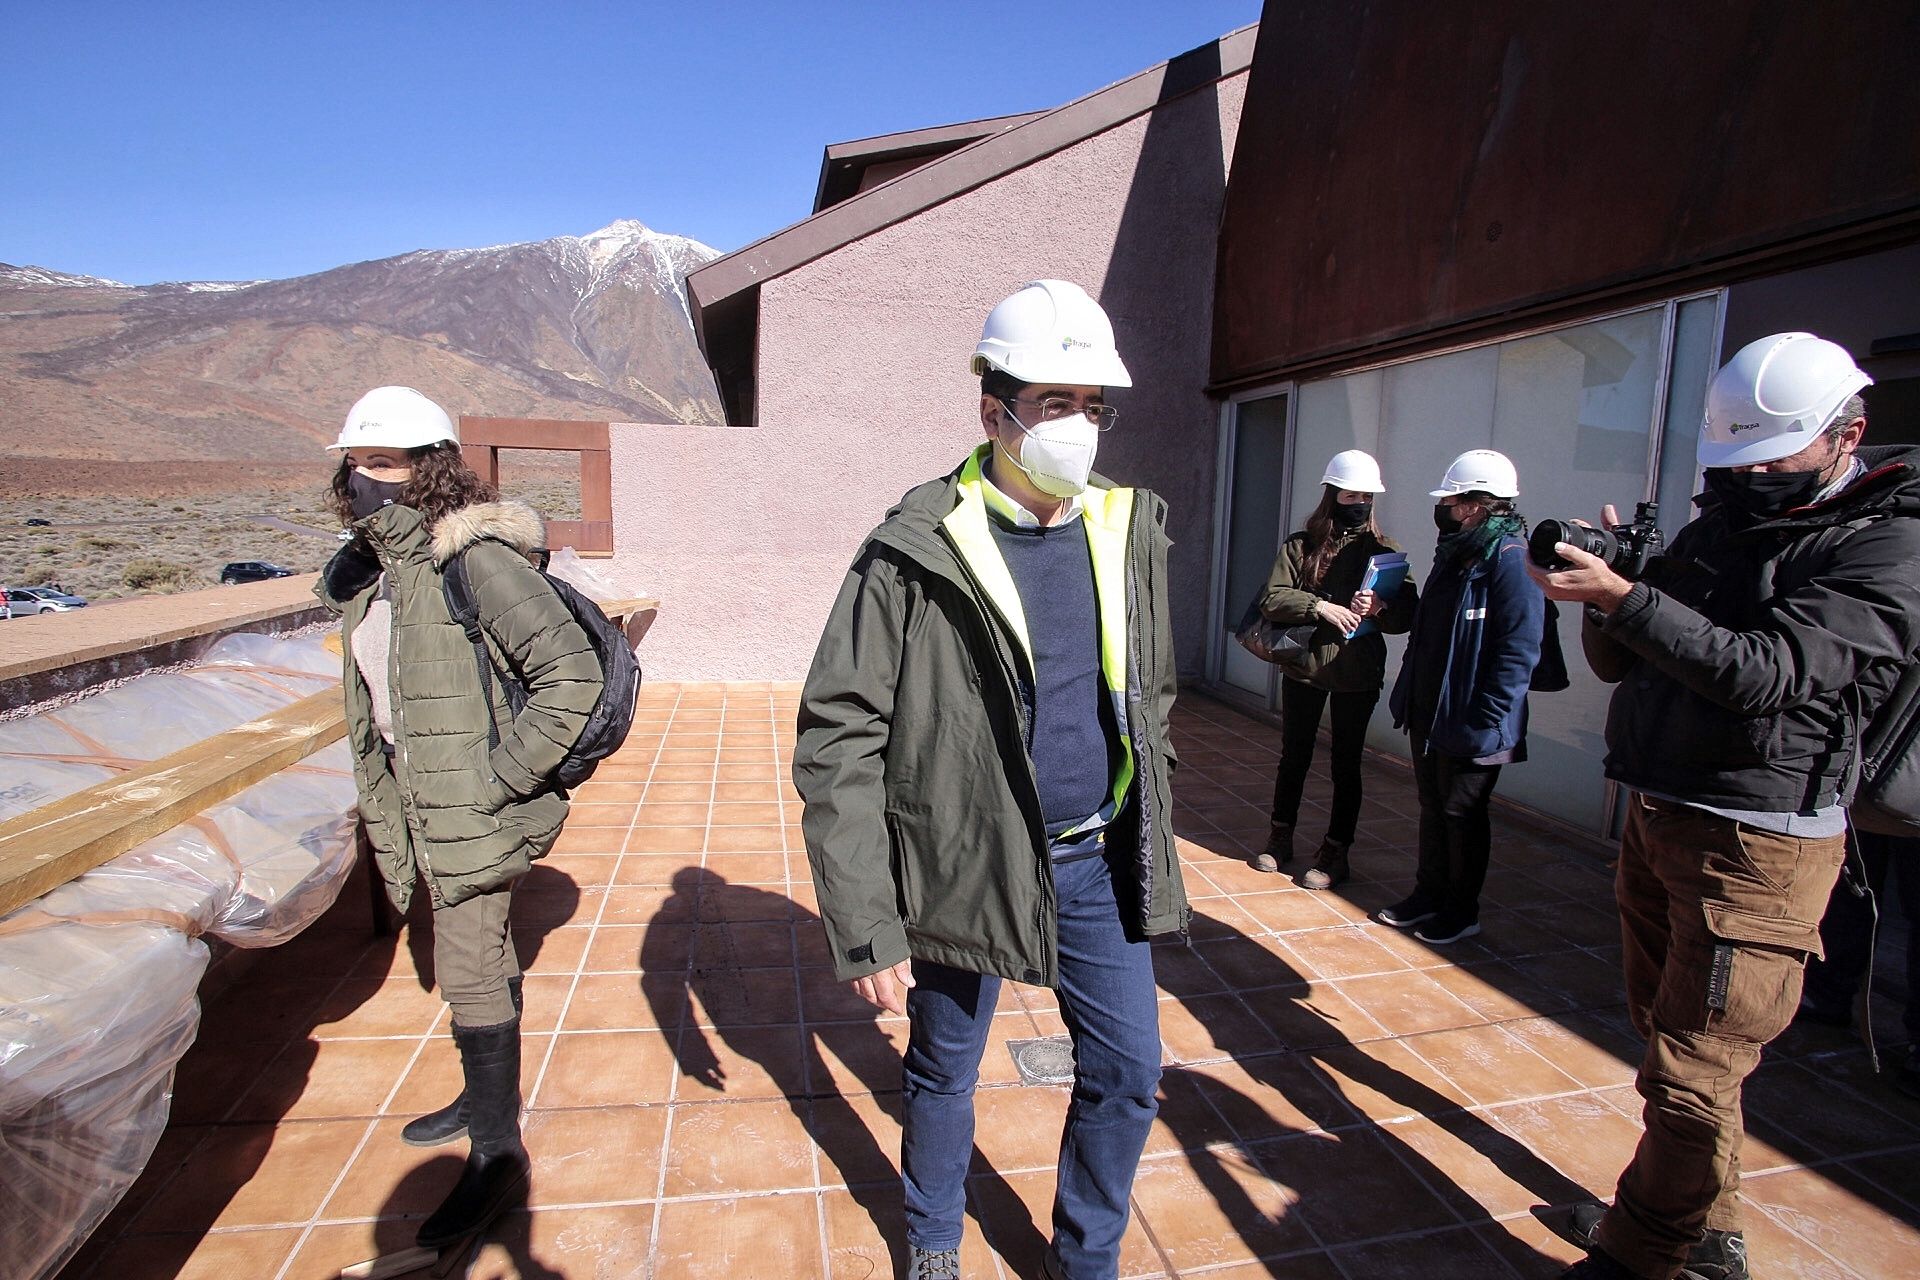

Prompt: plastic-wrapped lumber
[{"left": 0, "top": 634, "right": 358, "bottom": 1280}]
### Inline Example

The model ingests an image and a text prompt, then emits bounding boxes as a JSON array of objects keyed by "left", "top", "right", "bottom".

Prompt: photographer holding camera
[{"left": 1531, "top": 332, "right": 1920, "bottom": 1280}]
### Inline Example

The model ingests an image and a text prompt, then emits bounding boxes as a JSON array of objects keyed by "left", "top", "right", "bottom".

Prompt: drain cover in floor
[{"left": 1007, "top": 1035, "right": 1076, "bottom": 1085}]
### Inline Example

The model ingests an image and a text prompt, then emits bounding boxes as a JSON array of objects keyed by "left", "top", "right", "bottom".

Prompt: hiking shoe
[
  {"left": 906, "top": 1245, "right": 961, "bottom": 1280},
  {"left": 1300, "top": 838, "right": 1351, "bottom": 890},
  {"left": 1680, "top": 1229, "right": 1749, "bottom": 1280},
  {"left": 1378, "top": 892, "right": 1439, "bottom": 929},
  {"left": 1564, "top": 1202, "right": 1748, "bottom": 1280},
  {"left": 1414, "top": 913, "right": 1481, "bottom": 945},
  {"left": 1566, "top": 1201, "right": 1606, "bottom": 1248},
  {"left": 1252, "top": 822, "right": 1294, "bottom": 872}
]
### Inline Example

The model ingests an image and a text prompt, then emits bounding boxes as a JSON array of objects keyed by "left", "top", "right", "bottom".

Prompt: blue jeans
[{"left": 900, "top": 841, "right": 1162, "bottom": 1278}]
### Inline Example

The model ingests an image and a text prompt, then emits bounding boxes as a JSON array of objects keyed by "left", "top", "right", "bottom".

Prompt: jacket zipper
[
  {"left": 377, "top": 569, "right": 439, "bottom": 905},
  {"left": 1124, "top": 498, "right": 1159, "bottom": 933}
]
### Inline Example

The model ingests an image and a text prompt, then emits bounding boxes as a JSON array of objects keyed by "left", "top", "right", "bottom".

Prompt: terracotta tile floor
[{"left": 62, "top": 684, "right": 1920, "bottom": 1279}]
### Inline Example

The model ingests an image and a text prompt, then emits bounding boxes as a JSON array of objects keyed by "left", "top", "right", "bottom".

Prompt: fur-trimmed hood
[{"left": 430, "top": 500, "right": 546, "bottom": 566}]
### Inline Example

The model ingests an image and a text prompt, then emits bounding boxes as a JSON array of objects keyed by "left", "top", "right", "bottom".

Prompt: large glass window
[
  {"left": 1216, "top": 392, "right": 1291, "bottom": 700},
  {"left": 1257, "top": 301, "right": 1718, "bottom": 833}
]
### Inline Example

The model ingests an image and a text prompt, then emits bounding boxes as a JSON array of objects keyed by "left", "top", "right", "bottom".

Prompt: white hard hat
[
  {"left": 1430, "top": 448, "right": 1520, "bottom": 499},
  {"left": 331, "top": 386, "right": 458, "bottom": 452},
  {"left": 1699, "top": 332, "right": 1871, "bottom": 468},
  {"left": 1321, "top": 449, "right": 1385, "bottom": 493},
  {"left": 971, "top": 279, "right": 1132, "bottom": 388}
]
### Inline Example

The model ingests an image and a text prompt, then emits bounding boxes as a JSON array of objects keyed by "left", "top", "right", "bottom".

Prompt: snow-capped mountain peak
[{"left": 0, "top": 263, "right": 131, "bottom": 289}]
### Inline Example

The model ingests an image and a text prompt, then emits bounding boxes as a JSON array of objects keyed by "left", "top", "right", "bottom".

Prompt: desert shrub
[
  {"left": 79, "top": 535, "right": 126, "bottom": 550},
  {"left": 37, "top": 544, "right": 60, "bottom": 556},
  {"left": 20, "top": 564, "right": 59, "bottom": 585},
  {"left": 122, "top": 558, "right": 194, "bottom": 591}
]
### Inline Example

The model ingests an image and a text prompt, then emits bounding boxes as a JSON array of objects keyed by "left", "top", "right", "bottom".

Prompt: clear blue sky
[{"left": 2, "top": 1, "right": 1260, "bottom": 285}]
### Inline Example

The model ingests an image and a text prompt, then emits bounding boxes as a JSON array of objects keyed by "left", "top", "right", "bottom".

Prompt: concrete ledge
[{"left": 0, "top": 575, "right": 330, "bottom": 713}]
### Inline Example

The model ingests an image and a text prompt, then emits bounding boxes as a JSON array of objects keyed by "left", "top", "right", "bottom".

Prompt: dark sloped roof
[
  {"left": 812, "top": 112, "right": 1047, "bottom": 214},
  {"left": 687, "top": 25, "right": 1257, "bottom": 424}
]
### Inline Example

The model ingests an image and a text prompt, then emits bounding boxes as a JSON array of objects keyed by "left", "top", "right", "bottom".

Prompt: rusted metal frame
[{"left": 457, "top": 417, "right": 616, "bottom": 555}]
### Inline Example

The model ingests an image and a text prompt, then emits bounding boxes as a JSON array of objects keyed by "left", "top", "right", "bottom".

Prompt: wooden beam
[
  {"left": 580, "top": 448, "right": 613, "bottom": 524},
  {"left": 0, "top": 691, "right": 348, "bottom": 919},
  {"left": 458, "top": 418, "right": 611, "bottom": 452},
  {"left": 545, "top": 519, "right": 613, "bottom": 554}
]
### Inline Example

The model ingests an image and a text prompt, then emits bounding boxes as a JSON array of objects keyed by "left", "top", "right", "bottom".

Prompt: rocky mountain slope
[{"left": 0, "top": 220, "right": 723, "bottom": 465}]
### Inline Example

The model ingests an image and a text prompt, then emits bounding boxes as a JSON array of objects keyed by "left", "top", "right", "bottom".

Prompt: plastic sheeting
[
  {"left": 0, "top": 633, "right": 359, "bottom": 1280},
  {"left": 547, "top": 545, "right": 650, "bottom": 605}
]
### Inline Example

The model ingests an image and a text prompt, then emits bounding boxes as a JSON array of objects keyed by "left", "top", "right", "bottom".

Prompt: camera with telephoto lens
[{"left": 1528, "top": 501, "right": 1665, "bottom": 579}]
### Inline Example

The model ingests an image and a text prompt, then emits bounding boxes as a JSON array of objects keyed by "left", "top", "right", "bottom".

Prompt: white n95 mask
[{"left": 1002, "top": 405, "right": 1099, "bottom": 498}]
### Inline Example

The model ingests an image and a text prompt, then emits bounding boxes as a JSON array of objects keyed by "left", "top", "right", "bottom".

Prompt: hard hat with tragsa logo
[
  {"left": 1430, "top": 449, "right": 1520, "bottom": 499},
  {"left": 331, "top": 386, "right": 459, "bottom": 452},
  {"left": 1699, "top": 333, "right": 1872, "bottom": 468},
  {"left": 971, "top": 280, "right": 1132, "bottom": 388},
  {"left": 1321, "top": 449, "right": 1386, "bottom": 493}
]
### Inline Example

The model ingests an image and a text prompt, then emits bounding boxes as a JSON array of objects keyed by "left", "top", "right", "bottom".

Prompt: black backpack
[
  {"left": 1530, "top": 597, "right": 1571, "bottom": 693},
  {"left": 442, "top": 542, "right": 641, "bottom": 791},
  {"left": 1850, "top": 660, "right": 1920, "bottom": 838}
]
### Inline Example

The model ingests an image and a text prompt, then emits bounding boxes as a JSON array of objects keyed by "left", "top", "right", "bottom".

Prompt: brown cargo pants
[{"left": 1595, "top": 794, "right": 1845, "bottom": 1279}]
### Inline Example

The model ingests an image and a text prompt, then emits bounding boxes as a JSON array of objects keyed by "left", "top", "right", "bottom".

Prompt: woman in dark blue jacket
[{"left": 1384, "top": 449, "right": 1543, "bottom": 944}]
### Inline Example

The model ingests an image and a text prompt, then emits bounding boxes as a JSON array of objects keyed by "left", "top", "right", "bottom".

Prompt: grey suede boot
[
  {"left": 1300, "top": 838, "right": 1351, "bottom": 890},
  {"left": 1251, "top": 822, "right": 1294, "bottom": 872}
]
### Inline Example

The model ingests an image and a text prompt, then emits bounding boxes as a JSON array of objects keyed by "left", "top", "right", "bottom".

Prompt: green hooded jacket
[
  {"left": 794, "top": 453, "right": 1186, "bottom": 986},
  {"left": 316, "top": 500, "right": 603, "bottom": 912}
]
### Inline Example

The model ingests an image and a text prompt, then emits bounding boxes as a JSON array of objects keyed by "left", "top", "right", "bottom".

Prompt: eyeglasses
[{"left": 1001, "top": 396, "right": 1119, "bottom": 430}]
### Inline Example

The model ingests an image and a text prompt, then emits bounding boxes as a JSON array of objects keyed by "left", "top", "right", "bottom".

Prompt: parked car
[
  {"left": 23, "top": 517, "right": 52, "bottom": 527},
  {"left": 4, "top": 586, "right": 89, "bottom": 614},
  {"left": 219, "top": 561, "right": 297, "bottom": 584}
]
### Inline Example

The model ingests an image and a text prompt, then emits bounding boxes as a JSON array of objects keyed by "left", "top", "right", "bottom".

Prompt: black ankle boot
[
  {"left": 415, "top": 1014, "right": 529, "bottom": 1249},
  {"left": 402, "top": 976, "right": 521, "bottom": 1147}
]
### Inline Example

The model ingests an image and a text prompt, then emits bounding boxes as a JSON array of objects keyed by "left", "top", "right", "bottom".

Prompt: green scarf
[{"left": 1438, "top": 513, "right": 1525, "bottom": 567}]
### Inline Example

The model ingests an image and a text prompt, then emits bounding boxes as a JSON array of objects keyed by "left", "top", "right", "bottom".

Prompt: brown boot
[
  {"left": 1251, "top": 822, "right": 1294, "bottom": 872},
  {"left": 1300, "top": 838, "right": 1351, "bottom": 890}
]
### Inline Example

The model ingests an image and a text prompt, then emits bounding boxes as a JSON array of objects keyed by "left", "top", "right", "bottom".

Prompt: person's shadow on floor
[
  {"left": 642, "top": 867, "right": 1046, "bottom": 1276},
  {"left": 1155, "top": 911, "right": 1592, "bottom": 1275}
]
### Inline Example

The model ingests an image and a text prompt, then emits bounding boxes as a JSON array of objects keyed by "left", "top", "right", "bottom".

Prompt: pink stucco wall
[{"left": 610, "top": 71, "right": 1247, "bottom": 681}]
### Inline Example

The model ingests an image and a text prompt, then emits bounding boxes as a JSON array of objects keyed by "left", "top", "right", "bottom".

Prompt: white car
[{"left": 4, "top": 586, "right": 89, "bottom": 615}]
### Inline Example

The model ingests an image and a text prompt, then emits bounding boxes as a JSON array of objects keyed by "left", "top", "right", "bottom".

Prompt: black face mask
[
  {"left": 1332, "top": 501, "right": 1373, "bottom": 530},
  {"left": 1433, "top": 501, "right": 1465, "bottom": 534},
  {"left": 1703, "top": 466, "right": 1825, "bottom": 525},
  {"left": 347, "top": 470, "right": 409, "bottom": 521}
]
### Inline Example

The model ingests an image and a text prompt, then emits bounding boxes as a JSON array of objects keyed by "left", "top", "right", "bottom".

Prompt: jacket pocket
[{"left": 886, "top": 810, "right": 917, "bottom": 921}]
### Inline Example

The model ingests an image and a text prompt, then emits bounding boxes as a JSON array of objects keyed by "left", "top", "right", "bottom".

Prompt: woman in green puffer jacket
[
  {"left": 1252, "top": 450, "right": 1416, "bottom": 889},
  {"left": 316, "top": 386, "right": 603, "bottom": 1253}
]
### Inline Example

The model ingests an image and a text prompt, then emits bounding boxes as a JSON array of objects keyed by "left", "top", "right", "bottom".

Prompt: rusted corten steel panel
[
  {"left": 1212, "top": 1, "right": 1920, "bottom": 389},
  {"left": 456, "top": 417, "right": 615, "bottom": 552}
]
